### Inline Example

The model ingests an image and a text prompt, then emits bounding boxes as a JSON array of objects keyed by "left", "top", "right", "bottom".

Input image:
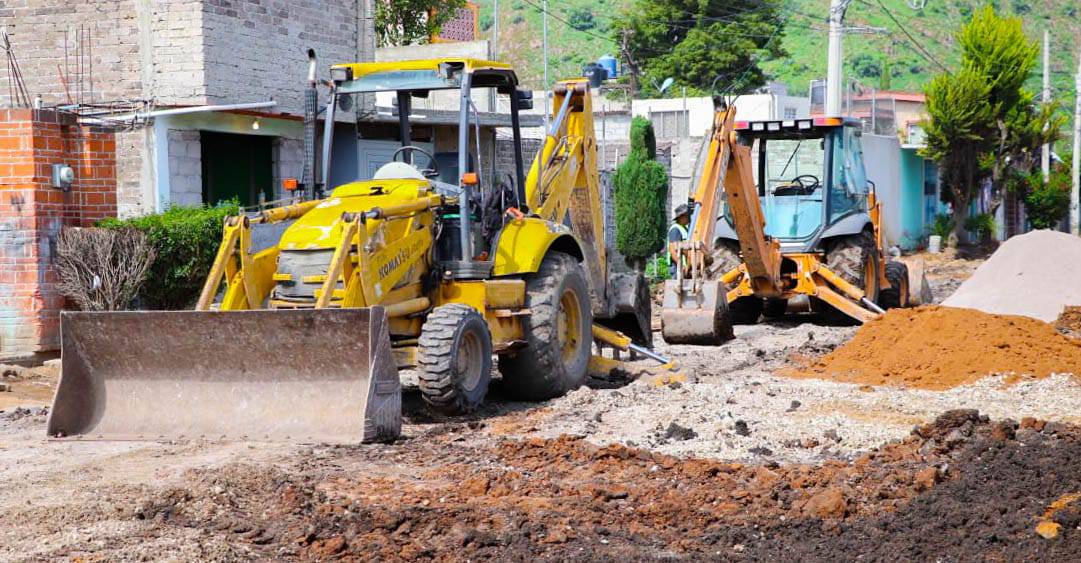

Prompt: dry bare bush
[{"left": 55, "top": 227, "right": 156, "bottom": 311}]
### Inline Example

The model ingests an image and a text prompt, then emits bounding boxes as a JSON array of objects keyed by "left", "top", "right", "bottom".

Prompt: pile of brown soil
[{"left": 786, "top": 306, "right": 1081, "bottom": 390}]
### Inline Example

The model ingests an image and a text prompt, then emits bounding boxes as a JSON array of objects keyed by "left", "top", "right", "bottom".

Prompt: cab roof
[
  {"left": 331, "top": 58, "right": 519, "bottom": 94},
  {"left": 734, "top": 116, "right": 862, "bottom": 133},
  {"left": 336, "top": 58, "right": 515, "bottom": 77}
]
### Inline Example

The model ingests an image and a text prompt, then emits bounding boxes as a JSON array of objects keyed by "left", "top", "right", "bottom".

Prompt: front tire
[
  {"left": 822, "top": 232, "right": 881, "bottom": 324},
  {"left": 878, "top": 261, "right": 911, "bottom": 309},
  {"left": 417, "top": 304, "right": 493, "bottom": 414},
  {"left": 498, "top": 252, "right": 592, "bottom": 400}
]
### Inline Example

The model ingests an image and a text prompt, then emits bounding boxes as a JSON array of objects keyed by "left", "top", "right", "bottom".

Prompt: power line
[{"left": 865, "top": 0, "right": 949, "bottom": 72}]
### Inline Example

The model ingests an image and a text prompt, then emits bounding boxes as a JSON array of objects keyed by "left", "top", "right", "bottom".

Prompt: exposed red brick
[{"left": 0, "top": 109, "right": 118, "bottom": 359}]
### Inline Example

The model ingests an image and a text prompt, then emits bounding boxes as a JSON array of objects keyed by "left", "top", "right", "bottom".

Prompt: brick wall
[{"left": 0, "top": 109, "right": 117, "bottom": 360}]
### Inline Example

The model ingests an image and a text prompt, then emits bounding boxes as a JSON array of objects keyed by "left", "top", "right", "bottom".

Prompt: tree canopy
[
  {"left": 375, "top": 0, "right": 467, "bottom": 47},
  {"left": 612, "top": 0, "right": 787, "bottom": 97},
  {"left": 920, "top": 6, "right": 1061, "bottom": 241}
]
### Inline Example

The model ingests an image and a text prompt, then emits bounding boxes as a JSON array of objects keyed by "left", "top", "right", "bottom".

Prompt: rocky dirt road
[{"left": 4, "top": 250, "right": 1081, "bottom": 560}]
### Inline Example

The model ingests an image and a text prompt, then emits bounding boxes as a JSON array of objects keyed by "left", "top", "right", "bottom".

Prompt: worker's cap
[{"left": 673, "top": 203, "right": 690, "bottom": 218}]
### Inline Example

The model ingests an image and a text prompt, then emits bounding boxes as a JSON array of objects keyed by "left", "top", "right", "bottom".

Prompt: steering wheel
[
  {"left": 773, "top": 174, "right": 820, "bottom": 196},
  {"left": 793, "top": 174, "right": 820, "bottom": 191},
  {"left": 391, "top": 146, "right": 440, "bottom": 178}
]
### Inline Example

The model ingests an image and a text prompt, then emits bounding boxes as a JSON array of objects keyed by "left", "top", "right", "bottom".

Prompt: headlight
[{"left": 330, "top": 67, "right": 352, "bottom": 83}]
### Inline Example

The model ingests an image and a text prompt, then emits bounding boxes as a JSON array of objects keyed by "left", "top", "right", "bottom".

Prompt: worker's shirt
[{"left": 668, "top": 222, "right": 688, "bottom": 277}]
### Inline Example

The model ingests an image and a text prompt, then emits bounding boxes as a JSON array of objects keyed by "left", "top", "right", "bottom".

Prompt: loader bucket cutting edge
[
  {"left": 660, "top": 279, "right": 735, "bottom": 345},
  {"left": 46, "top": 308, "right": 401, "bottom": 444}
]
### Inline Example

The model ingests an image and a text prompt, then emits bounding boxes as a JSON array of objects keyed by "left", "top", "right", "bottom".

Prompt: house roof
[{"left": 850, "top": 91, "right": 926, "bottom": 103}]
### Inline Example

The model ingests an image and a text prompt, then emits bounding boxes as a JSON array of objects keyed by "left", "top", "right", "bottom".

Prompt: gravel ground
[
  {"left": 521, "top": 321, "right": 1081, "bottom": 464},
  {"left": 12, "top": 248, "right": 1081, "bottom": 559}
]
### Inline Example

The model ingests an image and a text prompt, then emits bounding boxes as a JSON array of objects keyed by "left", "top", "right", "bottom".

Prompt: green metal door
[{"left": 201, "top": 132, "right": 274, "bottom": 207}]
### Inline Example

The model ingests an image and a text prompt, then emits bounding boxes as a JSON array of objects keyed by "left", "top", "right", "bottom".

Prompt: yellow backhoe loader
[
  {"left": 48, "top": 56, "right": 674, "bottom": 443},
  {"left": 662, "top": 101, "right": 914, "bottom": 344}
]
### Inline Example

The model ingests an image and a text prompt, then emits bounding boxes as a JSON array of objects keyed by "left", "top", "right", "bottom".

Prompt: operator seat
[{"left": 373, "top": 161, "right": 425, "bottom": 181}]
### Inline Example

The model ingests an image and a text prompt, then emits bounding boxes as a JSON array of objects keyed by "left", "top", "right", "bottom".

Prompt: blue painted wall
[{"left": 897, "top": 148, "right": 944, "bottom": 250}]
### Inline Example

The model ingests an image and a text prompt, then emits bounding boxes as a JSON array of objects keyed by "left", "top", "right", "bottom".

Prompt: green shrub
[
  {"left": 615, "top": 119, "right": 668, "bottom": 267},
  {"left": 963, "top": 212, "right": 997, "bottom": 242},
  {"left": 629, "top": 116, "right": 657, "bottom": 160},
  {"left": 644, "top": 254, "right": 670, "bottom": 282},
  {"left": 930, "top": 213, "right": 954, "bottom": 239},
  {"left": 614, "top": 155, "right": 668, "bottom": 266},
  {"left": 98, "top": 201, "right": 239, "bottom": 310},
  {"left": 1024, "top": 165, "right": 1071, "bottom": 230}
]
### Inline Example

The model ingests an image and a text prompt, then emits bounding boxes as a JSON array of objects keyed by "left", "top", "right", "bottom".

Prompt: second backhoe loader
[
  {"left": 48, "top": 57, "right": 674, "bottom": 444},
  {"left": 662, "top": 100, "right": 915, "bottom": 344}
]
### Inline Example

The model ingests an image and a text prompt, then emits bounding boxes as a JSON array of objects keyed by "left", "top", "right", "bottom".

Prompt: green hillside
[{"left": 475, "top": 0, "right": 1080, "bottom": 105}]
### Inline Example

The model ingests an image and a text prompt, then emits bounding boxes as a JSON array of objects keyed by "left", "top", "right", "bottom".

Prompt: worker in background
[{"left": 668, "top": 203, "right": 690, "bottom": 278}]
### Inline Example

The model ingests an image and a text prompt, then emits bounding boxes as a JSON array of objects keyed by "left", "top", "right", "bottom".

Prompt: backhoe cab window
[
  {"left": 760, "top": 139, "right": 825, "bottom": 194},
  {"left": 828, "top": 128, "right": 869, "bottom": 223},
  {"left": 338, "top": 70, "right": 460, "bottom": 94},
  {"left": 751, "top": 137, "right": 827, "bottom": 240}
]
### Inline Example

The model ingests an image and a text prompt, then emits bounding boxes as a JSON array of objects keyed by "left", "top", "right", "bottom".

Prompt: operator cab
[
  {"left": 722, "top": 117, "right": 871, "bottom": 252},
  {"left": 326, "top": 59, "right": 534, "bottom": 269}
]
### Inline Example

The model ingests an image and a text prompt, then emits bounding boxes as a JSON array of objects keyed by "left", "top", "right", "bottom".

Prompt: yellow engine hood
[{"left": 278, "top": 179, "right": 431, "bottom": 250}]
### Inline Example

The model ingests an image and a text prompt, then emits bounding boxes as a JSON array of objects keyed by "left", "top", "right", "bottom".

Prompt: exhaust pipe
[{"left": 302, "top": 49, "right": 318, "bottom": 200}]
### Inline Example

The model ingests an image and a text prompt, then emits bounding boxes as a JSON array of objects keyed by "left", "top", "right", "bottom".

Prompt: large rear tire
[
  {"left": 498, "top": 252, "right": 592, "bottom": 400},
  {"left": 417, "top": 304, "right": 493, "bottom": 414},
  {"left": 822, "top": 232, "right": 881, "bottom": 324},
  {"left": 707, "top": 240, "right": 761, "bottom": 324},
  {"left": 878, "top": 261, "right": 911, "bottom": 309}
]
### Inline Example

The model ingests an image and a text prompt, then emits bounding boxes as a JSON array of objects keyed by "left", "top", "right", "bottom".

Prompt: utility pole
[
  {"left": 826, "top": 0, "right": 854, "bottom": 117},
  {"left": 492, "top": 0, "right": 499, "bottom": 59},
  {"left": 1072, "top": 49, "right": 1081, "bottom": 236},
  {"left": 1042, "top": 30, "right": 1051, "bottom": 181},
  {"left": 490, "top": 0, "right": 499, "bottom": 111},
  {"left": 542, "top": 0, "right": 550, "bottom": 128}
]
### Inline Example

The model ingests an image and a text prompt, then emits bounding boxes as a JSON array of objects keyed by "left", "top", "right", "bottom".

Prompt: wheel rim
[
  {"left": 557, "top": 288, "right": 583, "bottom": 365},
  {"left": 899, "top": 275, "right": 910, "bottom": 307},
  {"left": 455, "top": 329, "right": 484, "bottom": 390}
]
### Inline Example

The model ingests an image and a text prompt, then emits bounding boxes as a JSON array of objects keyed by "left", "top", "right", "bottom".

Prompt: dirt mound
[
  {"left": 785, "top": 306, "right": 1081, "bottom": 390},
  {"left": 942, "top": 230, "right": 1081, "bottom": 321},
  {"left": 63, "top": 411, "right": 1081, "bottom": 560}
]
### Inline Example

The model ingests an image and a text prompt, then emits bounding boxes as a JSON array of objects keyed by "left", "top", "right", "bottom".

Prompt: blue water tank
[{"left": 598, "top": 54, "right": 618, "bottom": 79}]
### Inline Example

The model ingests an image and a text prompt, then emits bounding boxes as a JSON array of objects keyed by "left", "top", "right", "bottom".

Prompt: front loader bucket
[
  {"left": 661, "top": 279, "right": 735, "bottom": 345},
  {"left": 47, "top": 308, "right": 401, "bottom": 443}
]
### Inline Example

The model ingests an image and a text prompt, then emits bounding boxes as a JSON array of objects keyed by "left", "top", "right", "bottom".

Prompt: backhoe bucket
[
  {"left": 46, "top": 308, "right": 401, "bottom": 443},
  {"left": 661, "top": 279, "right": 735, "bottom": 345}
]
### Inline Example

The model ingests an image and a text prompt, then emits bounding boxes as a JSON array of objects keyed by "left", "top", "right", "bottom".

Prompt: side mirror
[{"left": 516, "top": 89, "right": 533, "bottom": 110}]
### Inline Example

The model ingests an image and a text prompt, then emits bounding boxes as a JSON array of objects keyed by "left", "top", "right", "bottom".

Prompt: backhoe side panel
[{"left": 47, "top": 308, "right": 400, "bottom": 443}]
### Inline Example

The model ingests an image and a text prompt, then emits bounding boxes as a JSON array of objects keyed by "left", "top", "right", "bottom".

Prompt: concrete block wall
[
  {"left": 0, "top": 0, "right": 209, "bottom": 108},
  {"left": 272, "top": 137, "right": 304, "bottom": 200},
  {"left": 114, "top": 127, "right": 154, "bottom": 218},
  {"left": 148, "top": 0, "right": 208, "bottom": 105},
  {"left": 0, "top": 109, "right": 117, "bottom": 360},
  {"left": 0, "top": 1, "right": 142, "bottom": 106},
  {"left": 166, "top": 130, "right": 202, "bottom": 206},
  {"left": 202, "top": 0, "right": 359, "bottom": 116}
]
